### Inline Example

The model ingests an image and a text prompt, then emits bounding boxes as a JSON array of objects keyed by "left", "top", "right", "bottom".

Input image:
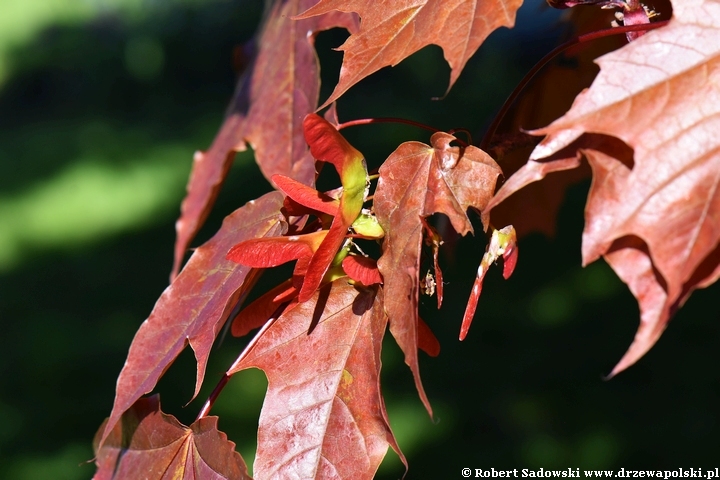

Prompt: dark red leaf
[
  {"left": 417, "top": 317, "right": 440, "bottom": 358},
  {"left": 485, "top": 4, "right": 632, "bottom": 239},
  {"left": 99, "top": 193, "right": 285, "bottom": 447},
  {"left": 296, "top": 0, "right": 524, "bottom": 107},
  {"left": 228, "top": 281, "right": 405, "bottom": 479},
  {"left": 374, "top": 131, "right": 501, "bottom": 415},
  {"left": 93, "top": 395, "right": 249, "bottom": 480},
  {"left": 171, "top": 0, "right": 358, "bottom": 279},
  {"left": 506, "top": 0, "right": 720, "bottom": 374},
  {"left": 486, "top": 135, "right": 630, "bottom": 238}
]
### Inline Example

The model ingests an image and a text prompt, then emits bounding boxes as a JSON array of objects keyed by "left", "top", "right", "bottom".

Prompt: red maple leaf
[
  {"left": 374, "top": 131, "right": 501, "bottom": 415},
  {"left": 297, "top": 0, "right": 524, "bottom": 106},
  {"left": 488, "top": 0, "right": 720, "bottom": 375},
  {"left": 170, "top": 0, "right": 359, "bottom": 279},
  {"left": 227, "top": 281, "right": 405, "bottom": 479},
  {"left": 94, "top": 397, "right": 249, "bottom": 480},
  {"left": 98, "top": 193, "right": 285, "bottom": 448}
]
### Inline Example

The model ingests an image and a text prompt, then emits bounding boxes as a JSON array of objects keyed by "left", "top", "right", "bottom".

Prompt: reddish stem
[
  {"left": 337, "top": 117, "right": 469, "bottom": 147},
  {"left": 479, "top": 20, "right": 669, "bottom": 152},
  {"left": 196, "top": 305, "right": 284, "bottom": 420},
  {"left": 196, "top": 374, "right": 229, "bottom": 419},
  {"left": 337, "top": 117, "right": 439, "bottom": 133},
  {"left": 448, "top": 128, "right": 474, "bottom": 146}
]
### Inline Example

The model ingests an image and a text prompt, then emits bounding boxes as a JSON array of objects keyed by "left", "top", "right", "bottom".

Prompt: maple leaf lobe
[
  {"left": 512, "top": 0, "right": 720, "bottom": 375},
  {"left": 297, "top": 0, "right": 524, "bottom": 106}
]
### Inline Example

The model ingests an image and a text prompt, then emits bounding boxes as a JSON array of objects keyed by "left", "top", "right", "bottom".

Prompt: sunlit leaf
[
  {"left": 374, "top": 131, "right": 500, "bottom": 415},
  {"left": 228, "top": 281, "right": 405, "bottom": 479},
  {"left": 500, "top": 0, "right": 720, "bottom": 374},
  {"left": 297, "top": 0, "right": 524, "bottom": 106}
]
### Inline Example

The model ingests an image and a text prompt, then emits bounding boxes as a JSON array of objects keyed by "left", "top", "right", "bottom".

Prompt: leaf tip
[
  {"left": 460, "top": 276, "right": 483, "bottom": 340},
  {"left": 417, "top": 317, "right": 440, "bottom": 357}
]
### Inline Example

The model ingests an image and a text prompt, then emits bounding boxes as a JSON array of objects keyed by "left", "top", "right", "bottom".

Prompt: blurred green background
[{"left": 1, "top": 0, "right": 719, "bottom": 478}]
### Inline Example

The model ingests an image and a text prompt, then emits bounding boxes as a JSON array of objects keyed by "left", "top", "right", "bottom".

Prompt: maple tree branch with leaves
[{"left": 89, "top": 0, "right": 720, "bottom": 477}]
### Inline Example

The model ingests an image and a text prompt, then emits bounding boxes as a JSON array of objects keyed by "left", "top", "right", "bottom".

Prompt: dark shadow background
[{"left": 1, "top": 0, "right": 719, "bottom": 478}]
